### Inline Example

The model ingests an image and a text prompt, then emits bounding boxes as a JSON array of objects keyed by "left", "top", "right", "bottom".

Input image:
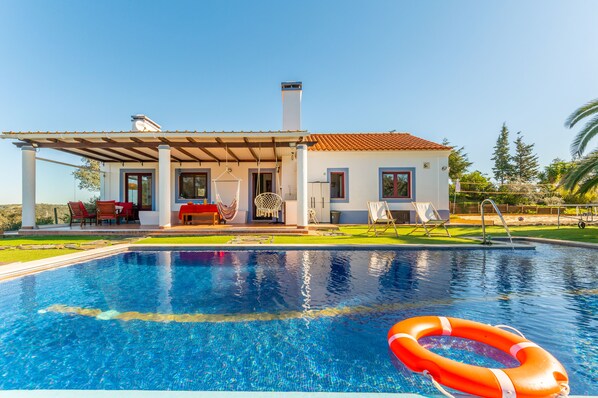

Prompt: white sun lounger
[
  {"left": 367, "top": 201, "right": 398, "bottom": 237},
  {"left": 410, "top": 202, "right": 451, "bottom": 237}
]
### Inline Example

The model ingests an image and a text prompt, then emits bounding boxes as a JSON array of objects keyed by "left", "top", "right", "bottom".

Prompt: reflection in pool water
[{"left": 0, "top": 244, "right": 596, "bottom": 394}]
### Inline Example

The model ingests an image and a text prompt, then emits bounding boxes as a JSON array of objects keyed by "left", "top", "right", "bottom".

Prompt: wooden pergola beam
[
  {"left": 272, "top": 137, "right": 278, "bottom": 160},
  {"left": 15, "top": 140, "right": 304, "bottom": 149},
  {"left": 102, "top": 138, "right": 158, "bottom": 161},
  {"left": 160, "top": 138, "right": 204, "bottom": 162},
  {"left": 244, "top": 138, "right": 259, "bottom": 162},
  {"left": 74, "top": 138, "right": 144, "bottom": 163},
  {"left": 186, "top": 138, "right": 221, "bottom": 163},
  {"left": 54, "top": 148, "right": 108, "bottom": 163},
  {"left": 94, "top": 158, "right": 276, "bottom": 163},
  {"left": 215, "top": 138, "right": 240, "bottom": 163},
  {"left": 130, "top": 137, "right": 183, "bottom": 163}
]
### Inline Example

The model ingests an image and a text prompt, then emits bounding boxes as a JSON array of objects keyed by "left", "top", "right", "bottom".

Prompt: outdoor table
[{"left": 178, "top": 204, "right": 221, "bottom": 225}]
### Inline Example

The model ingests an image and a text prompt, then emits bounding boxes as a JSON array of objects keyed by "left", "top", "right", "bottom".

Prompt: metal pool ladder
[{"left": 480, "top": 199, "right": 514, "bottom": 247}]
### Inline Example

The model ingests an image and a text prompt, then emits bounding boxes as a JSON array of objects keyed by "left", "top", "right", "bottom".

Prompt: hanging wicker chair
[{"left": 254, "top": 192, "right": 283, "bottom": 218}]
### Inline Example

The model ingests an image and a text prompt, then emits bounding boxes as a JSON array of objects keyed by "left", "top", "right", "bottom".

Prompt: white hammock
[{"left": 212, "top": 168, "right": 241, "bottom": 222}]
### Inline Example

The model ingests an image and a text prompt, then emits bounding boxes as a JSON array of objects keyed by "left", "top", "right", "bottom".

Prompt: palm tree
[{"left": 563, "top": 99, "right": 598, "bottom": 194}]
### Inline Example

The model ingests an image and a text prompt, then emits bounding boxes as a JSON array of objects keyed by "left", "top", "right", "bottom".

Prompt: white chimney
[
  {"left": 131, "top": 114, "right": 161, "bottom": 132},
  {"left": 281, "top": 82, "right": 302, "bottom": 131}
]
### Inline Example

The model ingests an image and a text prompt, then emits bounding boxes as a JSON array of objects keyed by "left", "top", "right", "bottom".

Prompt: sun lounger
[
  {"left": 410, "top": 202, "right": 451, "bottom": 237},
  {"left": 367, "top": 201, "right": 398, "bottom": 237}
]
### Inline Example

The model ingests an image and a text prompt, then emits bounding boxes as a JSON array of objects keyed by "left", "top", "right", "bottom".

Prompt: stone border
[
  {"left": 132, "top": 242, "right": 534, "bottom": 251},
  {"left": 3, "top": 390, "right": 593, "bottom": 398},
  {"left": 517, "top": 237, "right": 598, "bottom": 249},
  {"left": 0, "top": 244, "right": 130, "bottom": 282},
  {"left": 0, "top": 241, "right": 535, "bottom": 281},
  {"left": 0, "top": 392, "right": 430, "bottom": 398}
]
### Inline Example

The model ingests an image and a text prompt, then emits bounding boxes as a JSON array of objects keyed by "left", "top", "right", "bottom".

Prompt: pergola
[{"left": 2, "top": 130, "right": 313, "bottom": 229}]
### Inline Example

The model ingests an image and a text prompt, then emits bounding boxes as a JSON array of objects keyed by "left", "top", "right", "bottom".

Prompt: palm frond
[
  {"left": 565, "top": 98, "right": 598, "bottom": 128},
  {"left": 562, "top": 150, "right": 598, "bottom": 192},
  {"left": 569, "top": 114, "right": 598, "bottom": 156},
  {"left": 576, "top": 173, "right": 598, "bottom": 196}
]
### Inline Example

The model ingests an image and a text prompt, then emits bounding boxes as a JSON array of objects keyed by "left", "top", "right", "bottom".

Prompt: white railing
[{"left": 481, "top": 199, "right": 513, "bottom": 247}]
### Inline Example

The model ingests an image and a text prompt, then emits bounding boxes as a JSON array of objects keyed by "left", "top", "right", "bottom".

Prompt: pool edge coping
[
  {"left": 0, "top": 244, "right": 130, "bottom": 281},
  {"left": 6, "top": 236, "right": 598, "bottom": 282},
  {"left": 0, "top": 392, "right": 430, "bottom": 398},
  {"left": 0, "top": 241, "right": 535, "bottom": 281},
  {"left": 2, "top": 391, "right": 594, "bottom": 398}
]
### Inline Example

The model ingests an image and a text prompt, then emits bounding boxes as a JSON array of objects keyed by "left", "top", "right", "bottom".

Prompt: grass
[
  {"left": 0, "top": 249, "right": 79, "bottom": 264},
  {"left": 454, "top": 225, "right": 598, "bottom": 244},
  {"left": 0, "top": 226, "right": 595, "bottom": 265},
  {"left": 135, "top": 225, "right": 598, "bottom": 245},
  {"left": 0, "top": 235, "right": 128, "bottom": 246},
  {"left": 0, "top": 235, "right": 132, "bottom": 264}
]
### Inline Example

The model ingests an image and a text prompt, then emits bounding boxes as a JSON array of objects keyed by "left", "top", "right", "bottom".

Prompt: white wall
[
  {"left": 281, "top": 154, "right": 297, "bottom": 200},
  {"left": 306, "top": 150, "right": 450, "bottom": 222},
  {"left": 102, "top": 160, "right": 282, "bottom": 223},
  {"left": 101, "top": 149, "right": 449, "bottom": 224}
]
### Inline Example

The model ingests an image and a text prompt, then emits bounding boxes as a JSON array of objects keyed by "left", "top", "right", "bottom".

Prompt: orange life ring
[{"left": 388, "top": 316, "right": 569, "bottom": 398}]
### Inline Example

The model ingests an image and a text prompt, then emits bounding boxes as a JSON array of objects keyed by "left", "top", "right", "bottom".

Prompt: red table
[{"left": 178, "top": 204, "right": 221, "bottom": 225}]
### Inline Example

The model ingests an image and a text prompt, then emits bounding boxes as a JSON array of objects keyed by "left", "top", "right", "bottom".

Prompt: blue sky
[{"left": 1, "top": 0, "right": 597, "bottom": 204}]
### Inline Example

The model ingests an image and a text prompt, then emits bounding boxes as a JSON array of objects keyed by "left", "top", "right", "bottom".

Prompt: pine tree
[
  {"left": 73, "top": 158, "right": 101, "bottom": 192},
  {"left": 512, "top": 133, "right": 539, "bottom": 182},
  {"left": 442, "top": 138, "right": 473, "bottom": 181},
  {"left": 491, "top": 123, "right": 514, "bottom": 185}
]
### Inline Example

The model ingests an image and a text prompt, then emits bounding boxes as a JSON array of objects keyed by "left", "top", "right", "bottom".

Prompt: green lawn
[
  {"left": 0, "top": 226, "right": 595, "bottom": 265},
  {"left": 0, "top": 249, "right": 80, "bottom": 263},
  {"left": 453, "top": 225, "right": 598, "bottom": 244},
  {"left": 0, "top": 235, "right": 131, "bottom": 264},
  {"left": 0, "top": 235, "right": 128, "bottom": 246},
  {"left": 135, "top": 225, "right": 598, "bottom": 245}
]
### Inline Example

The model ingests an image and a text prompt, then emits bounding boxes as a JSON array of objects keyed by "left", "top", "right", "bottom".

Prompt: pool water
[{"left": 0, "top": 244, "right": 596, "bottom": 394}]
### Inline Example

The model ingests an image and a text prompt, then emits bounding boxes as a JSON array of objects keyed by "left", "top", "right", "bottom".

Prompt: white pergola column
[
  {"left": 158, "top": 145, "right": 171, "bottom": 228},
  {"left": 21, "top": 145, "right": 36, "bottom": 229},
  {"left": 296, "top": 143, "right": 308, "bottom": 228}
]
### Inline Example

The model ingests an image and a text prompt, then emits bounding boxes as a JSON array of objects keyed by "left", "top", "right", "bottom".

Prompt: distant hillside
[{"left": 0, "top": 204, "right": 70, "bottom": 231}]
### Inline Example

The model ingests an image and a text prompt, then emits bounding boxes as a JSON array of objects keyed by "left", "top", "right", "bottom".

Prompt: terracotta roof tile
[{"left": 306, "top": 133, "right": 450, "bottom": 151}]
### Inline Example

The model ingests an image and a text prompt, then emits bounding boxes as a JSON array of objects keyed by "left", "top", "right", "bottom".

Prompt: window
[
  {"left": 381, "top": 171, "right": 411, "bottom": 198},
  {"left": 179, "top": 172, "right": 208, "bottom": 200},
  {"left": 327, "top": 168, "right": 349, "bottom": 202},
  {"left": 330, "top": 172, "right": 345, "bottom": 199}
]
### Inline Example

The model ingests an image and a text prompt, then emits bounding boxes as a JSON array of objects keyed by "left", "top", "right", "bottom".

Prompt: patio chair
[
  {"left": 96, "top": 200, "right": 119, "bottom": 225},
  {"left": 308, "top": 208, "right": 318, "bottom": 224},
  {"left": 254, "top": 192, "right": 283, "bottom": 219},
  {"left": 367, "top": 201, "right": 398, "bottom": 237},
  {"left": 410, "top": 202, "right": 451, "bottom": 237},
  {"left": 68, "top": 201, "right": 96, "bottom": 228},
  {"left": 116, "top": 202, "right": 134, "bottom": 223}
]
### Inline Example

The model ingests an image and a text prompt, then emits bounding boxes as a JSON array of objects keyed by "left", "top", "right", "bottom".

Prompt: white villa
[{"left": 2, "top": 82, "right": 451, "bottom": 230}]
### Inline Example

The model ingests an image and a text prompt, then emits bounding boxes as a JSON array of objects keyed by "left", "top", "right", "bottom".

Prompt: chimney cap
[
  {"left": 131, "top": 114, "right": 161, "bottom": 130},
  {"left": 281, "top": 81, "right": 302, "bottom": 91}
]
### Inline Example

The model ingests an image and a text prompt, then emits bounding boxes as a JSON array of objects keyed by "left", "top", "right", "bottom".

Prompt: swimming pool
[{"left": 0, "top": 244, "right": 596, "bottom": 395}]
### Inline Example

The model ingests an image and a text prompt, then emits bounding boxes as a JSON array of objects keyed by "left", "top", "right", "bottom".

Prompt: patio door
[
  {"left": 125, "top": 173, "right": 153, "bottom": 210},
  {"left": 250, "top": 172, "right": 273, "bottom": 221}
]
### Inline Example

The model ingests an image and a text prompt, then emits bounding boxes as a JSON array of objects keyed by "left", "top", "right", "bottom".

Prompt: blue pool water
[{"left": 0, "top": 244, "right": 596, "bottom": 394}]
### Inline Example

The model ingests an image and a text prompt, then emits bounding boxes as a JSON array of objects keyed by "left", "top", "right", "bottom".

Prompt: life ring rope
[
  {"left": 422, "top": 370, "right": 456, "bottom": 398},
  {"left": 495, "top": 324, "right": 526, "bottom": 338}
]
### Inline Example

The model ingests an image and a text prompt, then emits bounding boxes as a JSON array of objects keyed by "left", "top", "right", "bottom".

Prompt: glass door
[
  {"left": 125, "top": 173, "right": 153, "bottom": 210},
  {"left": 251, "top": 172, "right": 273, "bottom": 221}
]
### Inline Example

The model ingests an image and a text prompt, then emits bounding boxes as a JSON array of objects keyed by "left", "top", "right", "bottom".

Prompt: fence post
[{"left": 54, "top": 208, "right": 58, "bottom": 224}]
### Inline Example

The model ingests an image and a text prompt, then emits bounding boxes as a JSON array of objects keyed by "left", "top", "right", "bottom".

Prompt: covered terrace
[{"left": 2, "top": 129, "right": 315, "bottom": 231}]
